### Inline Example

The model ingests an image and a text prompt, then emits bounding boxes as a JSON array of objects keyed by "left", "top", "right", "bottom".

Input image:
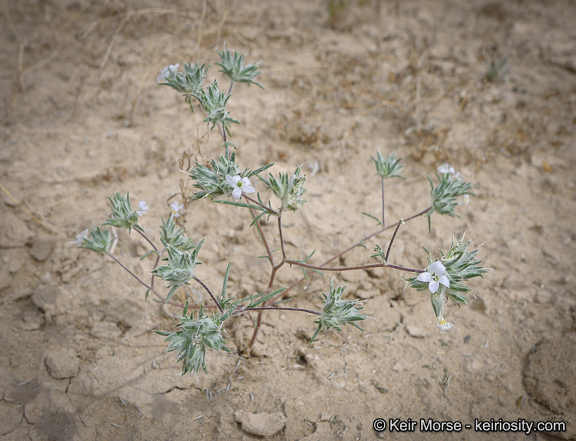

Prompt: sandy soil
[{"left": 1, "top": 0, "right": 575, "bottom": 440}]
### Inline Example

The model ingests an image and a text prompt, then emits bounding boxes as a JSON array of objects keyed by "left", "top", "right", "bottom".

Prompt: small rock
[
  {"left": 20, "top": 308, "right": 45, "bottom": 330},
  {"left": 355, "top": 289, "right": 378, "bottom": 299},
  {"left": 0, "top": 267, "right": 11, "bottom": 291},
  {"left": 45, "top": 348, "right": 80, "bottom": 379},
  {"left": 61, "top": 264, "right": 83, "bottom": 283},
  {"left": 298, "top": 421, "right": 332, "bottom": 441},
  {"left": 392, "top": 360, "right": 411, "bottom": 372},
  {"left": 90, "top": 321, "right": 122, "bottom": 339},
  {"left": 32, "top": 285, "right": 67, "bottom": 318},
  {"left": 0, "top": 401, "right": 23, "bottom": 436},
  {"left": 405, "top": 324, "right": 427, "bottom": 338},
  {"left": 296, "top": 327, "right": 315, "bottom": 342},
  {"left": 234, "top": 410, "right": 287, "bottom": 437},
  {"left": 250, "top": 341, "right": 268, "bottom": 358},
  {"left": 29, "top": 239, "right": 54, "bottom": 262}
]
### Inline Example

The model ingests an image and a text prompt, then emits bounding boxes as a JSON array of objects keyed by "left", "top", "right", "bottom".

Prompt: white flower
[
  {"left": 438, "top": 163, "right": 455, "bottom": 175},
  {"left": 459, "top": 194, "right": 470, "bottom": 205},
  {"left": 157, "top": 63, "right": 180, "bottom": 83},
  {"left": 170, "top": 201, "right": 184, "bottom": 218},
  {"left": 226, "top": 175, "right": 255, "bottom": 201},
  {"left": 416, "top": 261, "right": 450, "bottom": 294},
  {"left": 437, "top": 315, "right": 453, "bottom": 332},
  {"left": 137, "top": 201, "right": 149, "bottom": 217},
  {"left": 70, "top": 229, "right": 89, "bottom": 246}
]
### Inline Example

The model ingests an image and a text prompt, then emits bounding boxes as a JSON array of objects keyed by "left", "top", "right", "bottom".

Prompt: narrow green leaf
[
  {"left": 248, "top": 287, "right": 286, "bottom": 308},
  {"left": 212, "top": 200, "right": 267, "bottom": 211},
  {"left": 362, "top": 212, "right": 383, "bottom": 226},
  {"left": 308, "top": 324, "right": 322, "bottom": 345},
  {"left": 250, "top": 210, "right": 267, "bottom": 227},
  {"left": 165, "top": 285, "right": 179, "bottom": 304},
  {"left": 154, "top": 330, "right": 171, "bottom": 337},
  {"left": 249, "top": 163, "right": 275, "bottom": 177},
  {"left": 140, "top": 249, "right": 159, "bottom": 261},
  {"left": 221, "top": 263, "right": 231, "bottom": 301}
]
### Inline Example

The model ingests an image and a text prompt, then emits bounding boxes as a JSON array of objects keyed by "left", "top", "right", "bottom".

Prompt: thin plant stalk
[
  {"left": 381, "top": 177, "right": 386, "bottom": 227},
  {"left": 192, "top": 276, "right": 223, "bottom": 313},
  {"left": 105, "top": 251, "right": 185, "bottom": 308}
]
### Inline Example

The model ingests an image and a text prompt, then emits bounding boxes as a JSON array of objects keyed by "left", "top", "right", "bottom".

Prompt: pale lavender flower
[
  {"left": 170, "top": 201, "right": 184, "bottom": 218},
  {"left": 437, "top": 315, "right": 453, "bottom": 332},
  {"left": 438, "top": 163, "right": 455, "bottom": 175},
  {"left": 137, "top": 201, "right": 149, "bottom": 217},
  {"left": 416, "top": 261, "right": 450, "bottom": 294},
  {"left": 226, "top": 175, "right": 255, "bottom": 201},
  {"left": 70, "top": 229, "right": 89, "bottom": 246},
  {"left": 157, "top": 64, "right": 180, "bottom": 83}
]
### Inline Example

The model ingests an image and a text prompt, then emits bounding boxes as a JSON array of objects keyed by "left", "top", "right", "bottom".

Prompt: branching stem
[
  {"left": 135, "top": 228, "right": 159, "bottom": 253},
  {"left": 105, "top": 251, "right": 184, "bottom": 308},
  {"left": 386, "top": 219, "right": 403, "bottom": 262},
  {"left": 286, "top": 259, "right": 422, "bottom": 274},
  {"left": 192, "top": 276, "right": 223, "bottom": 313},
  {"left": 243, "top": 194, "right": 278, "bottom": 215},
  {"left": 266, "top": 205, "right": 432, "bottom": 304},
  {"left": 233, "top": 306, "right": 320, "bottom": 317}
]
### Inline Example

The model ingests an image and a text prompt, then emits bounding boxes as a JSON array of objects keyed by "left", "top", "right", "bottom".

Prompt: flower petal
[
  {"left": 417, "top": 272, "right": 432, "bottom": 283},
  {"left": 439, "top": 275, "right": 450, "bottom": 288},
  {"left": 241, "top": 177, "right": 252, "bottom": 187},
  {"left": 437, "top": 320, "right": 453, "bottom": 331},
  {"left": 429, "top": 280, "right": 440, "bottom": 293},
  {"left": 243, "top": 185, "right": 255, "bottom": 194},
  {"left": 226, "top": 175, "right": 240, "bottom": 187},
  {"left": 232, "top": 187, "right": 242, "bottom": 200},
  {"left": 428, "top": 261, "right": 446, "bottom": 276}
]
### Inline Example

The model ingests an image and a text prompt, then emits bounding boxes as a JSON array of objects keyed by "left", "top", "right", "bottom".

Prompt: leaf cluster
[
  {"left": 155, "top": 304, "right": 230, "bottom": 374},
  {"left": 158, "top": 62, "right": 209, "bottom": 111},
  {"left": 191, "top": 79, "right": 240, "bottom": 136},
  {"left": 266, "top": 166, "right": 307, "bottom": 212},
  {"left": 216, "top": 49, "right": 263, "bottom": 88},
  {"left": 408, "top": 235, "right": 487, "bottom": 317},
  {"left": 426, "top": 173, "right": 473, "bottom": 231},
  {"left": 160, "top": 216, "right": 197, "bottom": 251},
  {"left": 188, "top": 152, "right": 274, "bottom": 204},
  {"left": 152, "top": 238, "right": 205, "bottom": 303},
  {"left": 371, "top": 151, "right": 405, "bottom": 180},
  {"left": 102, "top": 192, "right": 141, "bottom": 232},
  {"left": 80, "top": 227, "right": 114, "bottom": 253},
  {"left": 310, "top": 279, "right": 366, "bottom": 343}
]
